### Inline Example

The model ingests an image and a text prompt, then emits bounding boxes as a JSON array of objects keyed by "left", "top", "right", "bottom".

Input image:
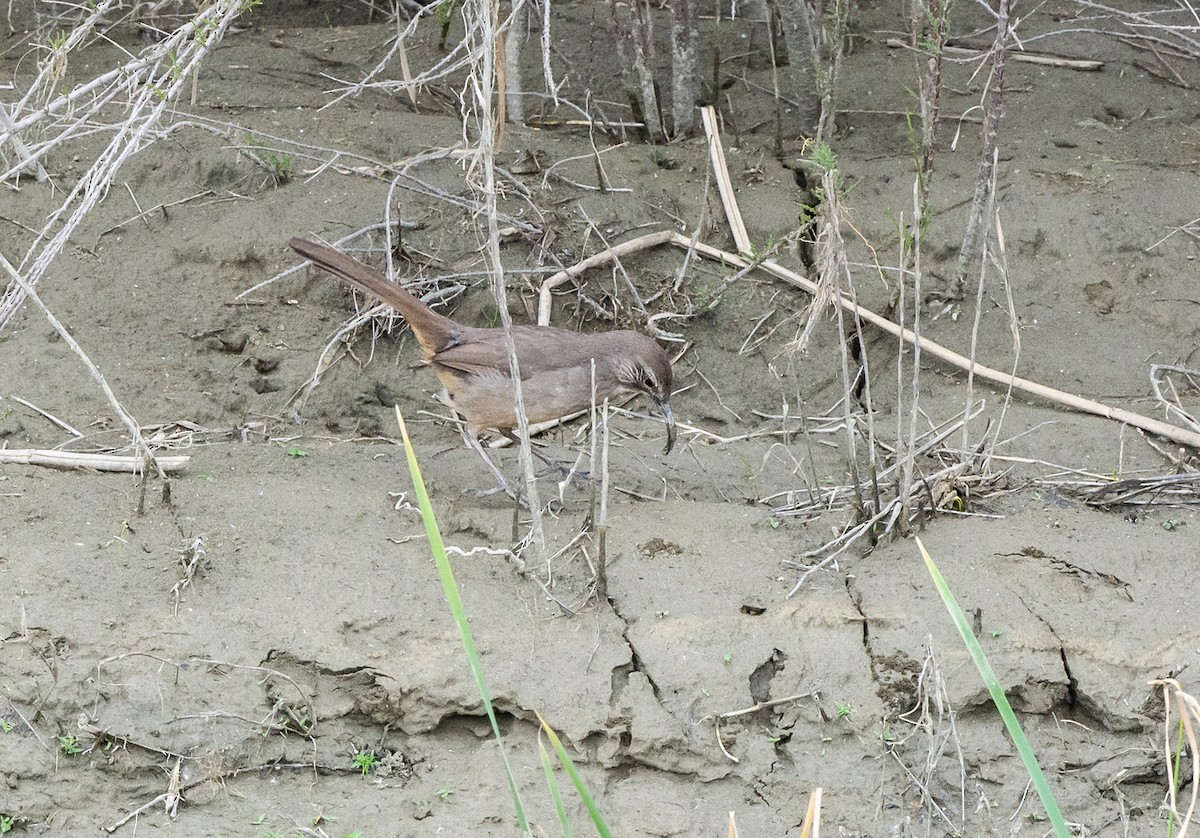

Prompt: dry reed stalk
[
  {"left": 1048, "top": 472, "right": 1200, "bottom": 509},
  {"left": 1150, "top": 364, "right": 1200, "bottom": 435},
  {"left": 464, "top": 0, "right": 545, "bottom": 545},
  {"left": 951, "top": 0, "right": 1014, "bottom": 295},
  {"left": 670, "top": 0, "right": 699, "bottom": 135},
  {"left": 887, "top": 37, "right": 1104, "bottom": 71},
  {"left": 596, "top": 396, "right": 611, "bottom": 602},
  {"left": 1151, "top": 678, "right": 1200, "bottom": 836},
  {"left": 973, "top": 155, "right": 1022, "bottom": 469},
  {"left": 1069, "top": 1, "right": 1200, "bottom": 64},
  {"left": 909, "top": 0, "right": 950, "bottom": 240},
  {"left": 702, "top": 107, "right": 752, "bottom": 256},
  {"left": 895, "top": 182, "right": 924, "bottom": 536},
  {"left": 681, "top": 231, "right": 1200, "bottom": 450},
  {"left": 891, "top": 643, "right": 967, "bottom": 833},
  {"left": 798, "top": 157, "right": 872, "bottom": 529},
  {"left": 799, "top": 787, "right": 821, "bottom": 838},
  {"left": 771, "top": 0, "right": 819, "bottom": 133},
  {"left": 0, "top": 449, "right": 189, "bottom": 473},
  {"left": 773, "top": 0, "right": 850, "bottom": 139},
  {"left": 326, "top": 1, "right": 494, "bottom": 109}
]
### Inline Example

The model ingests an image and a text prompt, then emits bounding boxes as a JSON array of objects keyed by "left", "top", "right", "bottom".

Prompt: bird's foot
[
  {"left": 536, "top": 461, "right": 591, "bottom": 484},
  {"left": 463, "top": 482, "right": 531, "bottom": 510}
]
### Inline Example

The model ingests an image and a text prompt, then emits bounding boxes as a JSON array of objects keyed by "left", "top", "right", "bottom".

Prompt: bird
[{"left": 289, "top": 237, "right": 675, "bottom": 496}]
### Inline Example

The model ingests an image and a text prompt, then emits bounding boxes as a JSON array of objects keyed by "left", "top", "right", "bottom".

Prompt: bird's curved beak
[{"left": 657, "top": 399, "right": 675, "bottom": 455}]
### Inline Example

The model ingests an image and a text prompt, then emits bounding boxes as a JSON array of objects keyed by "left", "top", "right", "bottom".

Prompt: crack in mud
[
  {"left": 606, "top": 597, "right": 664, "bottom": 707},
  {"left": 748, "top": 648, "right": 786, "bottom": 705}
]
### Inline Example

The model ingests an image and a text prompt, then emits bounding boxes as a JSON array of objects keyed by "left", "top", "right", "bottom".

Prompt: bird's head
[{"left": 614, "top": 336, "right": 676, "bottom": 455}]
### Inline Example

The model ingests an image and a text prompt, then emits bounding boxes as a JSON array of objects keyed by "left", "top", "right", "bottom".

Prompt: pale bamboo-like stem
[
  {"left": 898, "top": 183, "right": 923, "bottom": 533},
  {"left": 597, "top": 397, "right": 611, "bottom": 602},
  {"left": 0, "top": 449, "right": 189, "bottom": 473},
  {"left": 701, "top": 107, "right": 752, "bottom": 256}
]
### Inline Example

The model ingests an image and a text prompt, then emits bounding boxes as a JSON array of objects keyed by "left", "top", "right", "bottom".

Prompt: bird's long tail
[{"left": 288, "top": 238, "right": 456, "bottom": 344}]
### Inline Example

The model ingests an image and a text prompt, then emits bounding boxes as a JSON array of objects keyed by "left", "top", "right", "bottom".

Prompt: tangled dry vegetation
[{"left": 4, "top": 0, "right": 1200, "bottom": 834}]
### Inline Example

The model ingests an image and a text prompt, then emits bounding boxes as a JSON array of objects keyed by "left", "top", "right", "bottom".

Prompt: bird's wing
[
  {"left": 432, "top": 347, "right": 510, "bottom": 377},
  {"left": 432, "top": 327, "right": 605, "bottom": 377}
]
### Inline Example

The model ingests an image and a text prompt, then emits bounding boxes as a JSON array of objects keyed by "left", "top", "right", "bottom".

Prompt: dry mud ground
[{"left": 3, "top": 1, "right": 1200, "bottom": 835}]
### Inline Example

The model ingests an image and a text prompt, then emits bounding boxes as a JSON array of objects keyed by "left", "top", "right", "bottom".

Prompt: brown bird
[{"left": 289, "top": 238, "right": 675, "bottom": 494}]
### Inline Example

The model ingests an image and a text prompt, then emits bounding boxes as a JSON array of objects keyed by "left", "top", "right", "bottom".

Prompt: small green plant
[
  {"left": 285, "top": 446, "right": 307, "bottom": 458},
  {"left": 0, "top": 719, "right": 13, "bottom": 733},
  {"left": 436, "top": 787, "right": 454, "bottom": 800},
  {"left": 690, "top": 282, "right": 718, "bottom": 312},
  {"left": 808, "top": 139, "right": 838, "bottom": 174},
  {"left": 58, "top": 734, "right": 83, "bottom": 755},
  {"left": 0, "top": 814, "right": 14, "bottom": 834},
  {"left": 436, "top": 0, "right": 463, "bottom": 48},
  {"left": 722, "top": 652, "right": 733, "bottom": 665},
  {"left": 754, "top": 233, "right": 778, "bottom": 258},
  {"left": 101, "top": 519, "right": 132, "bottom": 549},
  {"left": 164, "top": 49, "right": 182, "bottom": 80},
  {"left": 806, "top": 139, "right": 847, "bottom": 203},
  {"left": 1163, "top": 517, "right": 1184, "bottom": 531},
  {"left": 353, "top": 749, "right": 377, "bottom": 776},
  {"left": 797, "top": 198, "right": 820, "bottom": 228},
  {"left": 277, "top": 713, "right": 310, "bottom": 734},
  {"left": 244, "top": 133, "right": 293, "bottom": 185},
  {"left": 836, "top": 702, "right": 854, "bottom": 718},
  {"left": 250, "top": 814, "right": 267, "bottom": 825}
]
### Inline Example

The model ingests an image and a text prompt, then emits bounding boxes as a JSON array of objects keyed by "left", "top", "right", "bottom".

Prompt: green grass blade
[
  {"left": 395, "top": 407, "right": 531, "bottom": 836},
  {"left": 539, "top": 737, "right": 573, "bottom": 838},
  {"left": 536, "top": 711, "right": 613, "bottom": 838},
  {"left": 916, "top": 536, "right": 1069, "bottom": 837}
]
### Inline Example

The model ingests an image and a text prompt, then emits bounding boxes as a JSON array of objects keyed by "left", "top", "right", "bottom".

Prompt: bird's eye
[{"left": 641, "top": 373, "right": 656, "bottom": 390}]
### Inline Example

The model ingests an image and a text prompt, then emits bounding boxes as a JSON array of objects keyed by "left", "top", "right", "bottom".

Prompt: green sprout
[{"left": 353, "top": 749, "right": 377, "bottom": 776}]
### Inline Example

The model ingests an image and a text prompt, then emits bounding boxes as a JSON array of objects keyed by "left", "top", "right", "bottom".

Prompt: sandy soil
[{"left": 3, "top": 1, "right": 1200, "bottom": 835}]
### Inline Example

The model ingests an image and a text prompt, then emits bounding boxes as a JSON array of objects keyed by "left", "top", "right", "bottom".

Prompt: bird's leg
[
  {"left": 462, "top": 429, "right": 529, "bottom": 508},
  {"left": 499, "top": 430, "right": 591, "bottom": 483}
]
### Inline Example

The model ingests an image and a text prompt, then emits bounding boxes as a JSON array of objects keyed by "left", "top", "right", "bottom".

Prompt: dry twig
[{"left": 0, "top": 449, "right": 189, "bottom": 473}]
